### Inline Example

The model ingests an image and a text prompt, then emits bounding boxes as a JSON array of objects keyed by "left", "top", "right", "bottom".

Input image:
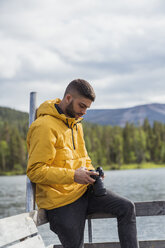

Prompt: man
[{"left": 27, "top": 79, "right": 139, "bottom": 248}]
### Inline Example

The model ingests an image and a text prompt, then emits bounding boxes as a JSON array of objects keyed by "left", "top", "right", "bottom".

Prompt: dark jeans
[{"left": 47, "top": 188, "right": 139, "bottom": 248}]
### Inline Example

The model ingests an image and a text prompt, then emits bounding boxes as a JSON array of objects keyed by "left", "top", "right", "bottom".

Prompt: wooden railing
[{"left": 30, "top": 200, "right": 165, "bottom": 248}]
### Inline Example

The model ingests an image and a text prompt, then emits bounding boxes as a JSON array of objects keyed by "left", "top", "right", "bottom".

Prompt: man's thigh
[
  {"left": 87, "top": 189, "right": 134, "bottom": 217},
  {"left": 47, "top": 192, "right": 88, "bottom": 248}
]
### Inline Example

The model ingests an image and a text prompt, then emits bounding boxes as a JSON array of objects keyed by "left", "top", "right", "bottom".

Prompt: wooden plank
[
  {"left": 0, "top": 213, "right": 38, "bottom": 247},
  {"left": 87, "top": 201, "right": 165, "bottom": 219},
  {"left": 84, "top": 240, "right": 165, "bottom": 248},
  {"left": 88, "top": 219, "right": 92, "bottom": 243},
  {"left": 135, "top": 201, "right": 165, "bottom": 216},
  {"left": 138, "top": 240, "right": 165, "bottom": 248},
  {"left": 47, "top": 245, "right": 54, "bottom": 248},
  {"left": 9, "top": 235, "right": 46, "bottom": 248},
  {"left": 30, "top": 209, "right": 48, "bottom": 226},
  {"left": 34, "top": 201, "right": 165, "bottom": 226},
  {"left": 26, "top": 178, "right": 36, "bottom": 212},
  {"left": 52, "top": 240, "right": 165, "bottom": 248},
  {"left": 84, "top": 243, "right": 120, "bottom": 248}
]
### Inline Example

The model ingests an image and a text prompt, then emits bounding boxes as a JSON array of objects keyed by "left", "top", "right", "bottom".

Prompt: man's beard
[{"left": 65, "top": 100, "right": 77, "bottom": 118}]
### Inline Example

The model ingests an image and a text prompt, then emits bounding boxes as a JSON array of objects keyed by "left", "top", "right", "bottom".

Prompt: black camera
[{"left": 90, "top": 167, "right": 107, "bottom": 197}]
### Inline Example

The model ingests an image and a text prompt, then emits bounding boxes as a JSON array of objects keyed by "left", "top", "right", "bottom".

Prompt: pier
[
  {"left": 1, "top": 92, "right": 164, "bottom": 248},
  {"left": 1, "top": 201, "right": 165, "bottom": 247}
]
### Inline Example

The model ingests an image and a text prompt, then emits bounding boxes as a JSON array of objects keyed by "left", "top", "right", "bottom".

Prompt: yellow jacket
[{"left": 27, "top": 98, "right": 94, "bottom": 209}]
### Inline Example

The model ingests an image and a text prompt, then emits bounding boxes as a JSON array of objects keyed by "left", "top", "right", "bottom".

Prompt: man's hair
[{"left": 64, "top": 79, "right": 96, "bottom": 101}]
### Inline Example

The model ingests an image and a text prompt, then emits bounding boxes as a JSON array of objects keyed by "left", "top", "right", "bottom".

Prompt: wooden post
[
  {"left": 26, "top": 92, "right": 37, "bottom": 212},
  {"left": 88, "top": 219, "right": 93, "bottom": 243}
]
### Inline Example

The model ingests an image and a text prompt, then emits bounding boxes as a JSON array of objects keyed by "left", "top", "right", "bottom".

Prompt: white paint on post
[{"left": 26, "top": 92, "right": 37, "bottom": 212}]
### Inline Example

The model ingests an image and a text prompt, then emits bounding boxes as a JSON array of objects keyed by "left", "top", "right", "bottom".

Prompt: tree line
[
  {"left": 0, "top": 107, "right": 28, "bottom": 174},
  {"left": 0, "top": 119, "right": 28, "bottom": 174},
  {"left": 83, "top": 119, "right": 165, "bottom": 169},
  {"left": 0, "top": 115, "right": 165, "bottom": 174}
]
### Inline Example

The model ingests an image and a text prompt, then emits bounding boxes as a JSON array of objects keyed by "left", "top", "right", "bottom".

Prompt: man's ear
[{"left": 65, "top": 94, "right": 72, "bottom": 104}]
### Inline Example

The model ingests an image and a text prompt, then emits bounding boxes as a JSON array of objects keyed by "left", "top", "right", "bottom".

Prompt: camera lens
[
  {"left": 90, "top": 168, "right": 107, "bottom": 197},
  {"left": 96, "top": 167, "right": 104, "bottom": 177}
]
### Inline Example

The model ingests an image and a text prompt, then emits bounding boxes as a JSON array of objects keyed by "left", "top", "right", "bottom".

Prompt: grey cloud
[{"left": 0, "top": 0, "right": 165, "bottom": 111}]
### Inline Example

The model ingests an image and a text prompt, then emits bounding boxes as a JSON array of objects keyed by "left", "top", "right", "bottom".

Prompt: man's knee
[
  {"left": 119, "top": 199, "right": 136, "bottom": 221},
  {"left": 124, "top": 200, "right": 136, "bottom": 215}
]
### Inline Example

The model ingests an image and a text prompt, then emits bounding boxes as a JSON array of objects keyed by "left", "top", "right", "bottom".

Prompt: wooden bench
[
  {"left": 1, "top": 200, "right": 165, "bottom": 248},
  {"left": 34, "top": 200, "right": 165, "bottom": 248},
  {"left": 0, "top": 212, "right": 53, "bottom": 248}
]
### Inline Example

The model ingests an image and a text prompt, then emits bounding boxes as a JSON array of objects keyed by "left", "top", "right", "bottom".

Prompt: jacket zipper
[
  {"left": 66, "top": 119, "right": 78, "bottom": 150},
  {"left": 71, "top": 128, "right": 75, "bottom": 150}
]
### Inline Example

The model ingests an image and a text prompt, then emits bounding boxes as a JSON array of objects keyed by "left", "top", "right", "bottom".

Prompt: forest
[
  {"left": 0, "top": 107, "right": 28, "bottom": 175},
  {"left": 0, "top": 107, "right": 165, "bottom": 174}
]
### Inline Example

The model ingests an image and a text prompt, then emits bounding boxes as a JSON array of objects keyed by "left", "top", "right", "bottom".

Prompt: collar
[
  {"left": 54, "top": 101, "right": 83, "bottom": 128},
  {"left": 54, "top": 104, "right": 64, "bottom": 114}
]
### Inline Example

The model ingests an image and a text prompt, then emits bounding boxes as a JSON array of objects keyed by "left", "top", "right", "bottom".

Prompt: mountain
[
  {"left": 84, "top": 103, "right": 165, "bottom": 126},
  {"left": 0, "top": 106, "right": 28, "bottom": 123},
  {"left": 1, "top": 103, "right": 165, "bottom": 127}
]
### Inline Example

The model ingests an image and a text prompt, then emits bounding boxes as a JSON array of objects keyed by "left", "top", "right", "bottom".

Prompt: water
[{"left": 0, "top": 168, "right": 165, "bottom": 245}]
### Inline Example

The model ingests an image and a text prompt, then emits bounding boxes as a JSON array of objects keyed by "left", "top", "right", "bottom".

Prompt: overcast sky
[{"left": 0, "top": 0, "right": 165, "bottom": 112}]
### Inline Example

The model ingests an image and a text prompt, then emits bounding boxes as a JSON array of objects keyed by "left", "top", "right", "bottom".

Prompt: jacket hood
[{"left": 37, "top": 98, "right": 83, "bottom": 128}]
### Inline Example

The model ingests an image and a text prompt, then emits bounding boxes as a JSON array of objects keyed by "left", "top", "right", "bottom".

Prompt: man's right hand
[{"left": 74, "top": 167, "right": 99, "bottom": 184}]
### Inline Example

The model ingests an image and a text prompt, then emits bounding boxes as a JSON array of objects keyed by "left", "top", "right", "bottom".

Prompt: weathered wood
[
  {"left": 46, "top": 245, "right": 54, "bottom": 248},
  {"left": 87, "top": 200, "right": 165, "bottom": 219},
  {"left": 9, "top": 235, "right": 46, "bottom": 248},
  {"left": 135, "top": 201, "right": 165, "bottom": 216},
  {"left": 53, "top": 240, "right": 165, "bottom": 248},
  {"left": 86, "top": 201, "right": 165, "bottom": 243},
  {"left": 26, "top": 92, "right": 37, "bottom": 213},
  {"left": 88, "top": 219, "right": 92, "bottom": 243},
  {"left": 26, "top": 178, "right": 36, "bottom": 212},
  {"left": 33, "top": 201, "right": 165, "bottom": 248},
  {"left": 1, "top": 206, "right": 165, "bottom": 248},
  {"left": 34, "top": 201, "right": 165, "bottom": 226},
  {"left": 0, "top": 213, "right": 38, "bottom": 247},
  {"left": 84, "top": 240, "right": 165, "bottom": 248},
  {"left": 30, "top": 209, "right": 47, "bottom": 226}
]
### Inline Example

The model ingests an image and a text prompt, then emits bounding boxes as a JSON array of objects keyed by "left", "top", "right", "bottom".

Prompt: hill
[
  {"left": 0, "top": 106, "right": 28, "bottom": 124},
  {"left": 84, "top": 103, "right": 165, "bottom": 126},
  {"left": 1, "top": 104, "right": 165, "bottom": 173},
  {"left": 1, "top": 103, "right": 165, "bottom": 127}
]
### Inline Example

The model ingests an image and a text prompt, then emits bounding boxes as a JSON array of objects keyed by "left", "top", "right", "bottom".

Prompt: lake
[{"left": 0, "top": 168, "right": 165, "bottom": 246}]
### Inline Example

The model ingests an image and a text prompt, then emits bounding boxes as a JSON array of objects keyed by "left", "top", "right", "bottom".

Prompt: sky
[{"left": 0, "top": 0, "right": 165, "bottom": 112}]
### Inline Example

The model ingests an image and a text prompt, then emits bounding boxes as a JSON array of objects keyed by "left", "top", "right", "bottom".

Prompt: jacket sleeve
[
  {"left": 27, "top": 120, "right": 75, "bottom": 185},
  {"left": 86, "top": 155, "right": 95, "bottom": 171}
]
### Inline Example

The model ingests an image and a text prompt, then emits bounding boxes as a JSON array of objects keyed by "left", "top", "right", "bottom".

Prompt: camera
[{"left": 90, "top": 167, "right": 107, "bottom": 197}]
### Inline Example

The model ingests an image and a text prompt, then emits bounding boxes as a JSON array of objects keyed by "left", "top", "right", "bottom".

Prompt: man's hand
[{"left": 74, "top": 167, "right": 99, "bottom": 184}]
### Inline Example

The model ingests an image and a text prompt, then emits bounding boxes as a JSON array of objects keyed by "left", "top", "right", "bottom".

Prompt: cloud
[{"left": 0, "top": 0, "right": 165, "bottom": 111}]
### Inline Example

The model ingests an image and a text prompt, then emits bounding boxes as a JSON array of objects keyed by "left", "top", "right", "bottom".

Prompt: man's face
[{"left": 65, "top": 95, "right": 92, "bottom": 119}]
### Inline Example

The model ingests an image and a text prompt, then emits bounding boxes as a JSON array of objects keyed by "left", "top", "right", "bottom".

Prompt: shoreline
[{"left": 1, "top": 163, "right": 165, "bottom": 176}]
